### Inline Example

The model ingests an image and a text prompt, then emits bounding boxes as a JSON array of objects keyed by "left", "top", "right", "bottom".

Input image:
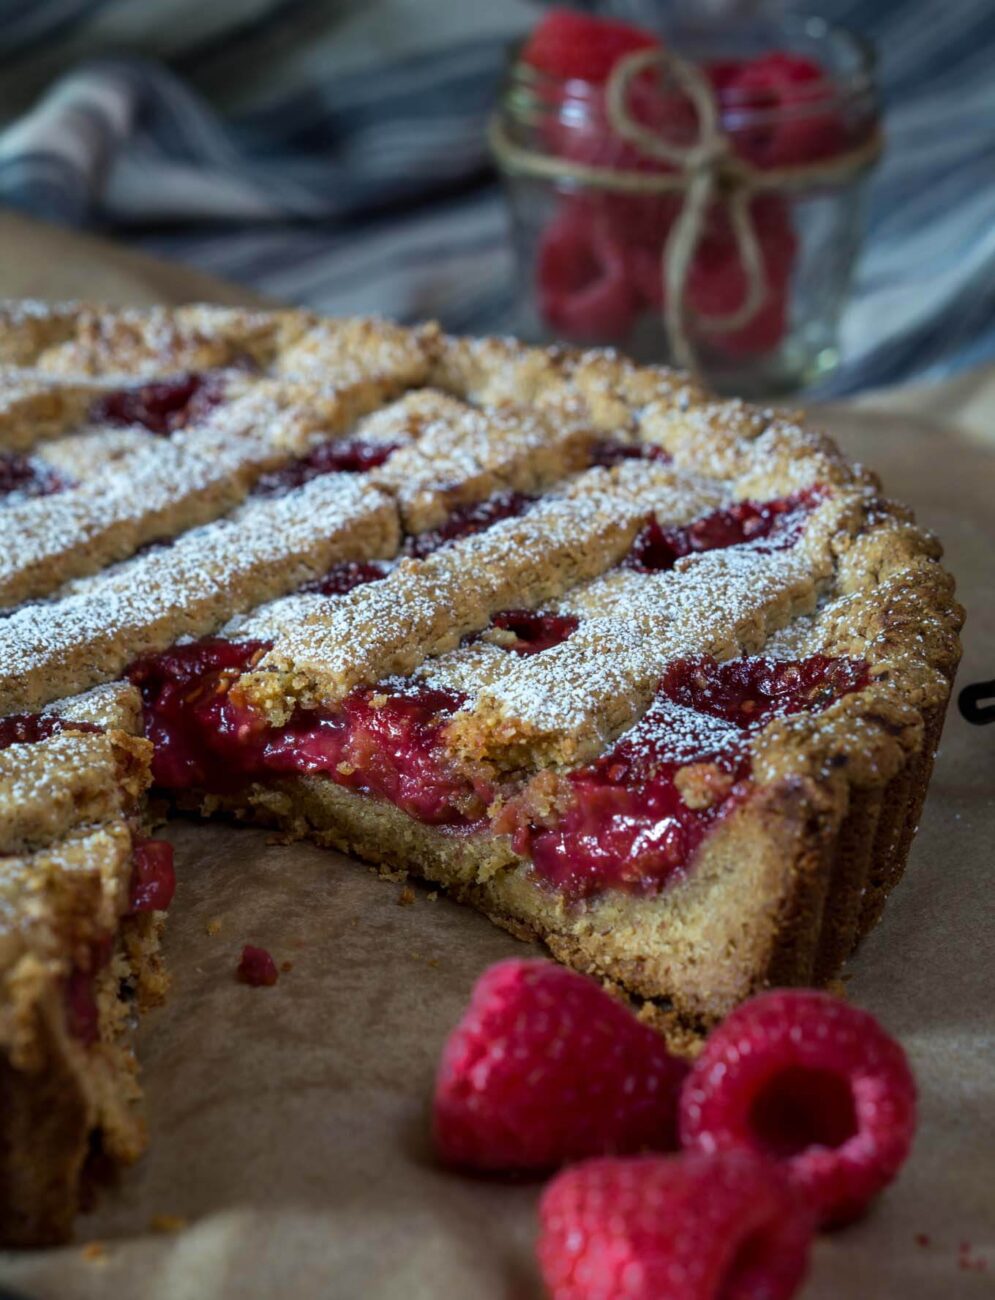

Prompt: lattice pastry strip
[
  {"left": 640, "top": 400, "right": 869, "bottom": 498},
  {"left": 0, "top": 303, "right": 307, "bottom": 377},
  {"left": 0, "top": 474, "right": 397, "bottom": 713},
  {"left": 46, "top": 682, "right": 145, "bottom": 734},
  {"left": 0, "top": 364, "right": 426, "bottom": 607},
  {"left": 273, "top": 317, "right": 435, "bottom": 386},
  {"left": 428, "top": 334, "right": 707, "bottom": 430},
  {"left": 0, "top": 375, "right": 111, "bottom": 454},
  {"left": 0, "top": 730, "right": 150, "bottom": 856},
  {"left": 364, "top": 389, "right": 596, "bottom": 532},
  {"left": 444, "top": 493, "right": 854, "bottom": 771},
  {"left": 236, "top": 469, "right": 657, "bottom": 722}
]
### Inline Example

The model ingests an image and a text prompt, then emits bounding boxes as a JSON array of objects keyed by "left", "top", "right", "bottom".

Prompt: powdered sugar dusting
[
  {"left": 245, "top": 477, "right": 647, "bottom": 708},
  {"left": 447, "top": 498, "right": 840, "bottom": 763},
  {"left": 0, "top": 473, "right": 392, "bottom": 711}
]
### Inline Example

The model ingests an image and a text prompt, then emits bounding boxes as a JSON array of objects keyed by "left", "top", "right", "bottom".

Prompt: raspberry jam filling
[
  {"left": 129, "top": 640, "right": 487, "bottom": 826},
  {"left": 626, "top": 488, "right": 823, "bottom": 573},
  {"left": 128, "top": 837, "right": 177, "bottom": 914},
  {"left": 90, "top": 371, "right": 227, "bottom": 435},
  {"left": 487, "top": 609, "right": 580, "bottom": 656},
  {"left": 298, "top": 558, "right": 392, "bottom": 597},
  {"left": 589, "top": 440, "right": 672, "bottom": 468},
  {"left": 251, "top": 438, "right": 400, "bottom": 498},
  {"left": 522, "top": 654, "right": 869, "bottom": 898},
  {"left": 62, "top": 842, "right": 175, "bottom": 1045},
  {"left": 0, "top": 714, "right": 101, "bottom": 751},
  {"left": 64, "top": 968, "right": 102, "bottom": 1046},
  {"left": 403, "top": 490, "right": 533, "bottom": 559},
  {"left": 0, "top": 452, "right": 71, "bottom": 503},
  {"left": 63, "top": 935, "right": 114, "bottom": 1047},
  {"left": 237, "top": 944, "right": 279, "bottom": 987}
]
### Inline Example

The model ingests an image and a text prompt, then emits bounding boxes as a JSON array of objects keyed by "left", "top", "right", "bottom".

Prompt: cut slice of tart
[
  {"left": 0, "top": 301, "right": 962, "bottom": 1244},
  {"left": 0, "top": 683, "right": 172, "bottom": 1245}
]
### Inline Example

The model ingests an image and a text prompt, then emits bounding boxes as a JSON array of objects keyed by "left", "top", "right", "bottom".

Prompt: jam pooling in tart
[
  {"left": 625, "top": 487, "right": 823, "bottom": 573},
  {"left": 0, "top": 453, "right": 71, "bottom": 503},
  {"left": 402, "top": 490, "right": 533, "bottom": 559},
  {"left": 521, "top": 654, "right": 870, "bottom": 898},
  {"left": 90, "top": 371, "right": 228, "bottom": 435},
  {"left": 131, "top": 638, "right": 867, "bottom": 893},
  {"left": 252, "top": 438, "right": 400, "bottom": 497},
  {"left": 589, "top": 439, "right": 672, "bottom": 468},
  {"left": 486, "top": 609, "right": 580, "bottom": 656},
  {"left": 129, "top": 641, "right": 486, "bottom": 826},
  {"left": 299, "top": 559, "right": 392, "bottom": 597},
  {"left": 0, "top": 713, "right": 101, "bottom": 750}
]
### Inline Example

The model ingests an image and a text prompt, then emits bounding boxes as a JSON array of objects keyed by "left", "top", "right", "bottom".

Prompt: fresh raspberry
[
  {"left": 538, "top": 1150, "right": 814, "bottom": 1300},
  {"left": 685, "top": 194, "right": 797, "bottom": 356},
  {"left": 680, "top": 989, "right": 917, "bottom": 1227},
  {"left": 236, "top": 944, "right": 279, "bottom": 987},
  {"left": 433, "top": 958, "right": 687, "bottom": 1172},
  {"left": 537, "top": 203, "right": 640, "bottom": 343},
  {"left": 714, "top": 52, "right": 847, "bottom": 168},
  {"left": 522, "top": 8, "right": 660, "bottom": 84}
]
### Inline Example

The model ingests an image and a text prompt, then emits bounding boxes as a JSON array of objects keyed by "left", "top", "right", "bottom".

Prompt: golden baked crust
[{"left": 0, "top": 300, "right": 963, "bottom": 1246}]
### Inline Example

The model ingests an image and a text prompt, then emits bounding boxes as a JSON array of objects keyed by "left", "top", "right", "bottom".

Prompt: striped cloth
[{"left": 0, "top": 0, "right": 993, "bottom": 395}]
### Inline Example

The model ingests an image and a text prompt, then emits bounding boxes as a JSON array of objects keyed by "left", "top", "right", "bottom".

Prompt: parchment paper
[{"left": 0, "top": 212, "right": 992, "bottom": 1300}]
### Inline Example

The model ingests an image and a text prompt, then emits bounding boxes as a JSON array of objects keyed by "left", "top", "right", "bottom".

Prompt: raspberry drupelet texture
[
  {"left": 538, "top": 1150, "right": 814, "bottom": 1300},
  {"left": 679, "top": 989, "right": 917, "bottom": 1227},
  {"left": 433, "top": 958, "right": 687, "bottom": 1172}
]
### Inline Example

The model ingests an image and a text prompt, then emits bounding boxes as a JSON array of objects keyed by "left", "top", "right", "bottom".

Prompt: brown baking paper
[{"left": 1, "top": 214, "right": 993, "bottom": 1300}]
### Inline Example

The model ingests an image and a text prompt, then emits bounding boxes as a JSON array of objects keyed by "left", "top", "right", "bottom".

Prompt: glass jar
[{"left": 492, "top": 15, "right": 879, "bottom": 396}]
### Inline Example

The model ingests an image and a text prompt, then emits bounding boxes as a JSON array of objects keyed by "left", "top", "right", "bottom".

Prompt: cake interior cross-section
[{"left": 0, "top": 302, "right": 962, "bottom": 1246}]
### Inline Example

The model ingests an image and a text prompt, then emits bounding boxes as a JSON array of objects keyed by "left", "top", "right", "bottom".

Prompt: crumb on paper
[
  {"left": 398, "top": 886, "right": 416, "bottom": 906},
  {"left": 205, "top": 917, "right": 222, "bottom": 936},
  {"left": 150, "top": 1214, "right": 188, "bottom": 1234},
  {"left": 915, "top": 1232, "right": 931, "bottom": 1247},
  {"left": 280, "top": 960, "right": 294, "bottom": 973},
  {"left": 426, "top": 957, "right": 440, "bottom": 969},
  {"left": 376, "top": 864, "right": 408, "bottom": 883},
  {"left": 81, "top": 1241, "right": 106, "bottom": 1262}
]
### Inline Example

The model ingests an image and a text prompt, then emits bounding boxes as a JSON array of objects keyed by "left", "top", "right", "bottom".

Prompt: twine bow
[{"left": 490, "top": 47, "right": 881, "bottom": 373}]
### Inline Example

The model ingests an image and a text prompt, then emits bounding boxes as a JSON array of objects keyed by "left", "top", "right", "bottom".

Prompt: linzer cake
[{"left": 0, "top": 301, "right": 961, "bottom": 1244}]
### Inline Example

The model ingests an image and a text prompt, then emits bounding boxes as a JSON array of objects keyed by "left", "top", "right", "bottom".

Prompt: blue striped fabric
[{"left": 0, "top": 0, "right": 993, "bottom": 395}]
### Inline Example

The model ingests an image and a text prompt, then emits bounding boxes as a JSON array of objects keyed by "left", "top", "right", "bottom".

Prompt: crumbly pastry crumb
[
  {"left": 0, "top": 301, "right": 962, "bottom": 1248},
  {"left": 149, "top": 1213, "right": 188, "bottom": 1234}
]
